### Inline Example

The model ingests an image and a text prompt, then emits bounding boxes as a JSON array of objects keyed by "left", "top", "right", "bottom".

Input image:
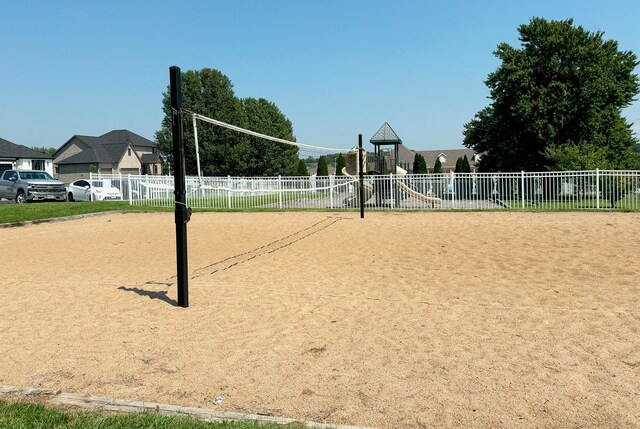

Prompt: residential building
[
  {"left": 53, "top": 130, "right": 162, "bottom": 183},
  {"left": 0, "top": 137, "right": 54, "bottom": 175}
]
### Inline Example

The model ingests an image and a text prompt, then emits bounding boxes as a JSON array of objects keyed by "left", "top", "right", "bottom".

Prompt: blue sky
[{"left": 2, "top": 0, "right": 639, "bottom": 153}]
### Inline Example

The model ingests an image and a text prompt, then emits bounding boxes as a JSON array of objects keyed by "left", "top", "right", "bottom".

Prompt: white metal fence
[{"left": 90, "top": 170, "right": 640, "bottom": 211}]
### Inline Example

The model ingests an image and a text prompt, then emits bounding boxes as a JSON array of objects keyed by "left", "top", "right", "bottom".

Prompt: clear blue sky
[{"left": 2, "top": 0, "right": 639, "bottom": 153}]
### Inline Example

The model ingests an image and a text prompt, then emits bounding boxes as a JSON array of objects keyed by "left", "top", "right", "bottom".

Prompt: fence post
[
  {"left": 596, "top": 169, "right": 600, "bottom": 209},
  {"left": 227, "top": 175, "right": 232, "bottom": 209},
  {"left": 278, "top": 175, "right": 283, "bottom": 209},
  {"left": 119, "top": 173, "right": 123, "bottom": 200},
  {"left": 450, "top": 171, "right": 455, "bottom": 207},
  {"left": 329, "top": 174, "right": 334, "bottom": 209},
  {"left": 128, "top": 174, "right": 132, "bottom": 205},
  {"left": 521, "top": 170, "right": 525, "bottom": 209},
  {"left": 389, "top": 173, "right": 395, "bottom": 208}
]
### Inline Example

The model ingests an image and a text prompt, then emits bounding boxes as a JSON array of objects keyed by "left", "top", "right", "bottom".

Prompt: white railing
[{"left": 91, "top": 170, "right": 640, "bottom": 211}]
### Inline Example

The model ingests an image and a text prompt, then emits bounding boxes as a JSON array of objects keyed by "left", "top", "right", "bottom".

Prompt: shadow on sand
[{"left": 117, "top": 286, "right": 179, "bottom": 307}]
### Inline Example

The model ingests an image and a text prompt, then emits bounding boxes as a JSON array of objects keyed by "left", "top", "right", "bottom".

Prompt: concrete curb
[{"left": 0, "top": 384, "right": 377, "bottom": 429}]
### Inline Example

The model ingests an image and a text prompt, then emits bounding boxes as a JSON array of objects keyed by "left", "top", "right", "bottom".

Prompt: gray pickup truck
[{"left": 0, "top": 169, "right": 67, "bottom": 203}]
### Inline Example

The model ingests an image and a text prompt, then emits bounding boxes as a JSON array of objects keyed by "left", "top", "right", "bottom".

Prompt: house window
[
  {"left": 128, "top": 147, "right": 132, "bottom": 156},
  {"left": 32, "top": 159, "right": 45, "bottom": 170}
]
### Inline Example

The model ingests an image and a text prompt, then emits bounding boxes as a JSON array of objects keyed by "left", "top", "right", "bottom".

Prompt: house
[
  {"left": 0, "top": 137, "right": 54, "bottom": 175},
  {"left": 389, "top": 145, "right": 480, "bottom": 173},
  {"left": 415, "top": 149, "right": 481, "bottom": 173},
  {"left": 53, "top": 130, "right": 162, "bottom": 183}
]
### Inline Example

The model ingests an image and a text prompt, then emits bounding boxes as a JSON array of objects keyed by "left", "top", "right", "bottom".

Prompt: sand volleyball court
[{"left": 1, "top": 211, "right": 639, "bottom": 428}]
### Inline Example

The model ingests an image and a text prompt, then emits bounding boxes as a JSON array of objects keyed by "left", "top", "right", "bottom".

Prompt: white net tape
[
  {"left": 190, "top": 112, "right": 355, "bottom": 153},
  {"left": 188, "top": 110, "right": 358, "bottom": 190},
  {"left": 194, "top": 178, "right": 358, "bottom": 194}
]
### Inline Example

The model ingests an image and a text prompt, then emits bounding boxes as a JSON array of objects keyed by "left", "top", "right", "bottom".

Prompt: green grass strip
[
  {"left": 0, "top": 201, "right": 169, "bottom": 225},
  {"left": 0, "top": 399, "right": 307, "bottom": 429}
]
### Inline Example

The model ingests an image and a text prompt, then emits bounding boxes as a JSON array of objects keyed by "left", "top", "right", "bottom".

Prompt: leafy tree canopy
[
  {"left": 31, "top": 146, "right": 56, "bottom": 157},
  {"left": 463, "top": 18, "right": 639, "bottom": 172},
  {"left": 156, "top": 68, "right": 299, "bottom": 176}
]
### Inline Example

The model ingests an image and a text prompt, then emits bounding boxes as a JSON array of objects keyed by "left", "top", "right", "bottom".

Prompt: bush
[
  {"left": 296, "top": 159, "right": 308, "bottom": 176},
  {"left": 413, "top": 154, "right": 428, "bottom": 174},
  {"left": 433, "top": 158, "right": 442, "bottom": 174},
  {"left": 317, "top": 156, "right": 329, "bottom": 176},
  {"left": 335, "top": 153, "right": 346, "bottom": 175}
]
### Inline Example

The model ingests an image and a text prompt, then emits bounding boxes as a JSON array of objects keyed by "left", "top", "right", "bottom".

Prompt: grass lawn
[
  {"left": 0, "top": 399, "right": 307, "bottom": 429},
  {"left": 0, "top": 201, "right": 170, "bottom": 225}
]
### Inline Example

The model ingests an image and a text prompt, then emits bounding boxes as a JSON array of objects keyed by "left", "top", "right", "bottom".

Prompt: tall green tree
[
  {"left": 413, "top": 153, "right": 428, "bottom": 174},
  {"left": 462, "top": 154, "right": 471, "bottom": 172},
  {"left": 239, "top": 98, "right": 298, "bottom": 176},
  {"left": 335, "top": 153, "right": 346, "bottom": 175},
  {"left": 155, "top": 68, "right": 298, "bottom": 176},
  {"left": 463, "top": 18, "right": 639, "bottom": 172},
  {"left": 296, "top": 159, "right": 309, "bottom": 176},
  {"left": 433, "top": 158, "right": 443, "bottom": 174},
  {"left": 316, "top": 156, "right": 329, "bottom": 176},
  {"left": 455, "top": 157, "right": 464, "bottom": 173}
]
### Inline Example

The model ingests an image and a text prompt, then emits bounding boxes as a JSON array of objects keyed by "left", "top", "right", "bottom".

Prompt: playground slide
[
  {"left": 395, "top": 167, "right": 442, "bottom": 204},
  {"left": 341, "top": 167, "right": 373, "bottom": 205}
]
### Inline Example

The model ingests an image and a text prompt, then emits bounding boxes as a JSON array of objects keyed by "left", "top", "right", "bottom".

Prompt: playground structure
[{"left": 341, "top": 147, "right": 442, "bottom": 207}]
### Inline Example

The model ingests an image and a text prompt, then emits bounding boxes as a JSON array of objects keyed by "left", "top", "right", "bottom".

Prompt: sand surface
[{"left": 1, "top": 211, "right": 639, "bottom": 428}]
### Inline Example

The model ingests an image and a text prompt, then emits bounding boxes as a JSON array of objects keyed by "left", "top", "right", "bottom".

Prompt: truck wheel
[
  {"left": 16, "top": 190, "right": 26, "bottom": 204},
  {"left": 68, "top": 192, "right": 74, "bottom": 202}
]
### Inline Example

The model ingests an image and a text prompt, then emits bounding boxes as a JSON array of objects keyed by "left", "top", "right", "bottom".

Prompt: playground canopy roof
[{"left": 370, "top": 122, "right": 402, "bottom": 145}]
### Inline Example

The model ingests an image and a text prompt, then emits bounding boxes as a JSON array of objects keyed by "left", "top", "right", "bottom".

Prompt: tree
[
  {"left": 433, "top": 158, "right": 442, "bottom": 174},
  {"left": 155, "top": 68, "right": 298, "bottom": 177},
  {"left": 296, "top": 159, "right": 309, "bottom": 176},
  {"left": 335, "top": 153, "right": 346, "bottom": 175},
  {"left": 463, "top": 18, "right": 639, "bottom": 172},
  {"left": 31, "top": 146, "right": 56, "bottom": 157},
  {"left": 413, "top": 153, "right": 428, "bottom": 174},
  {"left": 316, "top": 156, "right": 329, "bottom": 176},
  {"left": 462, "top": 154, "right": 472, "bottom": 173},
  {"left": 239, "top": 98, "right": 298, "bottom": 176},
  {"left": 455, "top": 157, "right": 464, "bottom": 173}
]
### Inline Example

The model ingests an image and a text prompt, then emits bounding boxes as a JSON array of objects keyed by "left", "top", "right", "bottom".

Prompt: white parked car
[{"left": 67, "top": 179, "right": 122, "bottom": 202}]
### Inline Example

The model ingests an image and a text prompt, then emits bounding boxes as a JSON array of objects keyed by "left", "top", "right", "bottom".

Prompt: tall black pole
[
  {"left": 358, "top": 134, "right": 364, "bottom": 219},
  {"left": 170, "top": 66, "right": 190, "bottom": 308}
]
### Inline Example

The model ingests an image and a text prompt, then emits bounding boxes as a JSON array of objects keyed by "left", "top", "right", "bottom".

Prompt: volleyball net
[{"left": 131, "top": 110, "right": 365, "bottom": 209}]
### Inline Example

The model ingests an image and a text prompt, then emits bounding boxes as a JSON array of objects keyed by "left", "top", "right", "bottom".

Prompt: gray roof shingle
[
  {"left": 0, "top": 137, "right": 53, "bottom": 159},
  {"left": 56, "top": 130, "right": 154, "bottom": 165},
  {"left": 140, "top": 153, "right": 160, "bottom": 164}
]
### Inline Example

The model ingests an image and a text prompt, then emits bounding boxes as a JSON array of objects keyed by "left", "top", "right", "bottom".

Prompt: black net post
[{"left": 170, "top": 66, "right": 190, "bottom": 308}]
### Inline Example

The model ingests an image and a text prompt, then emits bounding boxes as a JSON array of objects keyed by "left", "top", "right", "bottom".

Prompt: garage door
[
  {"left": 0, "top": 163, "right": 12, "bottom": 175},
  {"left": 120, "top": 168, "right": 140, "bottom": 175}
]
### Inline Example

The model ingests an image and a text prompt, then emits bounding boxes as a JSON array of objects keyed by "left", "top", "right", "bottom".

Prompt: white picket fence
[{"left": 90, "top": 169, "right": 640, "bottom": 211}]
